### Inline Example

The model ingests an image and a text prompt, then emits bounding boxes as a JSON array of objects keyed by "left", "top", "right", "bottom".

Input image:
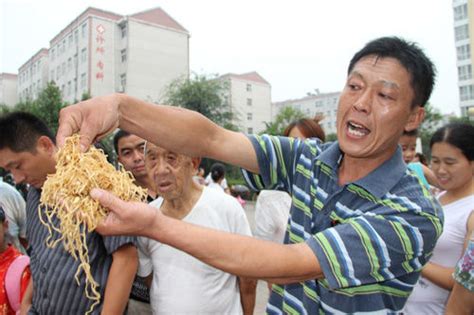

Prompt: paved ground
[{"left": 242, "top": 200, "right": 269, "bottom": 314}]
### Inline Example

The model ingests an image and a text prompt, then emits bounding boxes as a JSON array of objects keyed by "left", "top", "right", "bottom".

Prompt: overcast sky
[{"left": 1, "top": 0, "right": 458, "bottom": 114}]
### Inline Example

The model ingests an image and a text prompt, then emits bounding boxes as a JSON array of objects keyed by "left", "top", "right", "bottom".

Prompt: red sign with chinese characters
[{"left": 95, "top": 24, "right": 106, "bottom": 82}]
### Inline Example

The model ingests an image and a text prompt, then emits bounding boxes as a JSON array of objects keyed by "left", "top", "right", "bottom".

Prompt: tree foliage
[
  {"left": 418, "top": 103, "right": 444, "bottom": 157},
  {"left": 164, "top": 73, "right": 236, "bottom": 130},
  {"left": 261, "top": 106, "right": 306, "bottom": 135}
]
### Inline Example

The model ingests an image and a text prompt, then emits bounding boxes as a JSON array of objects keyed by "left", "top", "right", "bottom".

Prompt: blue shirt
[{"left": 242, "top": 136, "right": 443, "bottom": 314}]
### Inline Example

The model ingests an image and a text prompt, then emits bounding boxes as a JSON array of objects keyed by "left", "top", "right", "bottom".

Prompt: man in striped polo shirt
[
  {"left": 0, "top": 112, "right": 138, "bottom": 314},
  {"left": 56, "top": 36, "right": 444, "bottom": 314}
]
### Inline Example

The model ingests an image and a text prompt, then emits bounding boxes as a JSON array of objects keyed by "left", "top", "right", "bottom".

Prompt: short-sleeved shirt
[
  {"left": 26, "top": 188, "right": 136, "bottom": 314},
  {"left": 242, "top": 135, "right": 443, "bottom": 314}
]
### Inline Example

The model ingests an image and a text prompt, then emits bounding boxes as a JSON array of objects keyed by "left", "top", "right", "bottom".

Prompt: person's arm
[
  {"left": 92, "top": 189, "right": 322, "bottom": 283},
  {"left": 445, "top": 281, "right": 474, "bottom": 315},
  {"left": 20, "top": 278, "right": 33, "bottom": 315},
  {"left": 422, "top": 212, "right": 474, "bottom": 290},
  {"left": 238, "top": 277, "right": 257, "bottom": 315},
  {"left": 57, "top": 93, "right": 259, "bottom": 173},
  {"left": 421, "top": 164, "right": 439, "bottom": 188},
  {"left": 420, "top": 263, "right": 455, "bottom": 290},
  {"left": 101, "top": 244, "right": 138, "bottom": 315}
]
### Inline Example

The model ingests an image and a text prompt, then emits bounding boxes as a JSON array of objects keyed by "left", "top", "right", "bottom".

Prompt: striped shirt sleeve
[
  {"left": 242, "top": 135, "right": 304, "bottom": 192},
  {"left": 307, "top": 200, "right": 438, "bottom": 290}
]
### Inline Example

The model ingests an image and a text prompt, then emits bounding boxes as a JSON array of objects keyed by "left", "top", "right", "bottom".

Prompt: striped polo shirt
[
  {"left": 26, "top": 188, "right": 136, "bottom": 314},
  {"left": 242, "top": 135, "right": 443, "bottom": 314}
]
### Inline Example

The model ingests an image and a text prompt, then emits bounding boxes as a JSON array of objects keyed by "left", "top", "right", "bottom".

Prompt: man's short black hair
[
  {"left": 113, "top": 129, "right": 131, "bottom": 154},
  {"left": 348, "top": 36, "right": 436, "bottom": 108},
  {"left": 0, "top": 112, "right": 55, "bottom": 153},
  {"left": 0, "top": 207, "right": 5, "bottom": 222}
]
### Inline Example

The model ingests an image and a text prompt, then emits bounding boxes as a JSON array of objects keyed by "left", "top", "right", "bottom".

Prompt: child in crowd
[
  {"left": 0, "top": 207, "right": 31, "bottom": 314},
  {"left": 399, "top": 129, "right": 438, "bottom": 189}
]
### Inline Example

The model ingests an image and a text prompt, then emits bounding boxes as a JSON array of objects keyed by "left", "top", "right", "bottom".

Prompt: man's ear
[
  {"left": 404, "top": 106, "right": 425, "bottom": 132},
  {"left": 191, "top": 157, "right": 202, "bottom": 172},
  {"left": 36, "top": 136, "right": 56, "bottom": 156}
]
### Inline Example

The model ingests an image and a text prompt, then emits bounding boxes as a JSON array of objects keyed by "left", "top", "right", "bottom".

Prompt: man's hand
[
  {"left": 91, "top": 188, "right": 158, "bottom": 236},
  {"left": 56, "top": 94, "right": 123, "bottom": 151}
]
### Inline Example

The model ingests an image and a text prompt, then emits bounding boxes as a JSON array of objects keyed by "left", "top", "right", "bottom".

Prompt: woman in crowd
[{"left": 404, "top": 123, "right": 474, "bottom": 314}]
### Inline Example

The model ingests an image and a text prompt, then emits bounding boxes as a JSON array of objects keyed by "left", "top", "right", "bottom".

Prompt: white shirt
[
  {"left": 0, "top": 181, "right": 26, "bottom": 251},
  {"left": 254, "top": 190, "right": 292, "bottom": 243},
  {"left": 404, "top": 194, "right": 474, "bottom": 315},
  {"left": 205, "top": 174, "right": 228, "bottom": 190},
  {"left": 138, "top": 187, "right": 252, "bottom": 314}
]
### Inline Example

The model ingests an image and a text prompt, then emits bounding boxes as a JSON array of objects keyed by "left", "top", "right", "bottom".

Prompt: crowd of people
[{"left": 0, "top": 36, "right": 472, "bottom": 315}]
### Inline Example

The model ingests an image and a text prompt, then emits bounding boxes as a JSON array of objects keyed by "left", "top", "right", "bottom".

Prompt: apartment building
[
  {"left": 453, "top": 0, "right": 474, "bottom": 116},
  {"left": 0, "top": 73, "right": 18, "bottom": 106},
  {"left": 18, "top": 7, "right": 189, "bottom": 103},
  {"left": 219, "top": 72, "right": 272, "bottom": 134},
  {"left": 272, "top": 91, "right": 340, "bottom": 135},
  {"left": 18, "top": 48, "right": 49, "bottom": 101}
]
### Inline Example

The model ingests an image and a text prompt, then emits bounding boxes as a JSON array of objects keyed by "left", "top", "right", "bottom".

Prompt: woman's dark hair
[
  {"left": 283, "top": 116, "right": 325, "bottom": 141},
  {"left": 430, "top": 123, "right": 474, "bottom": 161},
  {"left": 210, "top": 163, "right": 226, "bottom": 182}
]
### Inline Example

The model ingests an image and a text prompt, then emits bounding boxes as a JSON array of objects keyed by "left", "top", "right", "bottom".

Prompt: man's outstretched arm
[
  {"left": 92, "top": 188, "right": 323, "bottom": 283},
  {"left": 57, "top": 93, "right": 259, "bottom": 173}
]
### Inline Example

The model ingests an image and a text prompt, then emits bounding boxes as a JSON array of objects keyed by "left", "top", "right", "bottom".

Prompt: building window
[
  {"left": 56, "top": 66, "right": 60, "bottom": 80},
  {"left": 81, "top": 73, "right": 86, "bottom": 89},
  {"left": 459, "top": 65, "right": 472, "bottom": 81},
  {"left": 455, "top": 24, "right": 469, "bottom": 41},
  {"left": 246, "top": 98, "right": 252, "bottom": 106},
  {"left": 460, "top": 85, "right": 474, "bottom": 101},
  {"left": 51, "top": 48, "right": 55, "bottom": 61},
  {"left": 246, "top": 83, "right": 252, "bottom": 92},
  {"left": 457, "top": 44, "right": 471, "bottom": 60},
  {"left": 74, "top": 54, "right": 78, "bottom": 67},
  {"left": 74, "top": 30, "right": 79, "bottom": 43},
  {"left": 62, "top": 40, "right": 66, "bottom": 53},
  {"left": 81, "top": 48, "right": 87, "bottom": 63},
  {"left": 82, "top": 23, "right": 87, "bottom": 38},
  {"left": 247, "top": 113, "right": 253, "bottom": 121},
  {"left": 68, "top": 35, "right": 73, "bottom": 48},
  {"left": 247, "top": 127, "right": 253, "bottom": 134},
  {"left": 74, "top": 78, "right": 77, "bottom": 93},
  {"left": 67, "top": 81, "right": 71, "bottom": 95},
  {"left": 454, "top": 4, "right": 468, "bottom": 21},
  {"left": 120, "top": 25, "right": 127, "bottom": 38},
  {"left": 121, "top": 49, "right": 127, "bottom": 62},
  {"left": 68, "top": 58, "right": 72, "bottom": 72},
  {"left": 120, "top": 74, "right": 126, "bottom": 91},
  {"left": 62, "top": 62, "right": 66, "bottom": 76}
]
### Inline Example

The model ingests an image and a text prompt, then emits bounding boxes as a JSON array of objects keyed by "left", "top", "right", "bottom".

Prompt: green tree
[
  {"left": 261, "top": 106, "right": 305, "bottom": 135},
  {"left": 325, "top": 133, "right": 337, "bottom": 142},
  {"left": 31, "top": 82, "right": 67, "bottom": 133},
  {"left": 164, "top": 73, "right": 236, "bottom": 130}
]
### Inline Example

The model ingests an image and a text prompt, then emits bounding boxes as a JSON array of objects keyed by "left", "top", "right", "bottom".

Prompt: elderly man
[
  {"left": 138, "top": 141, "right": 256, "bottom": 314},
  {"left": 57, "top": 36, "right": 443, "bottom": 314}
]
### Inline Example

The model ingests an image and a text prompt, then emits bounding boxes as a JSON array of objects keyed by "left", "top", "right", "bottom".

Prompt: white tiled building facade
[
  {"left": 453, "top": 0, "right": 474, "bottom": 116},
  {"left": 0, "top": 73, "right": 18, "bottom": 107},
  {"left": 18, "top": 7, "right": 189, "bottom": 103},
  {"left": 18, "top": 49, "right": 49, "bottom": 101},
  {"left": 219, "top": 72, "right": 272, "bottom": 134},
  {"left": 272, "top": 92, "right": 340, "bottom": 135}
]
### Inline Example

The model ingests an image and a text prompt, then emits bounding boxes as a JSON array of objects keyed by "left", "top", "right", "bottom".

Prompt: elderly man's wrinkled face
[{"left": 144, "top": 142, "right": 198, "bottom": 201}]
